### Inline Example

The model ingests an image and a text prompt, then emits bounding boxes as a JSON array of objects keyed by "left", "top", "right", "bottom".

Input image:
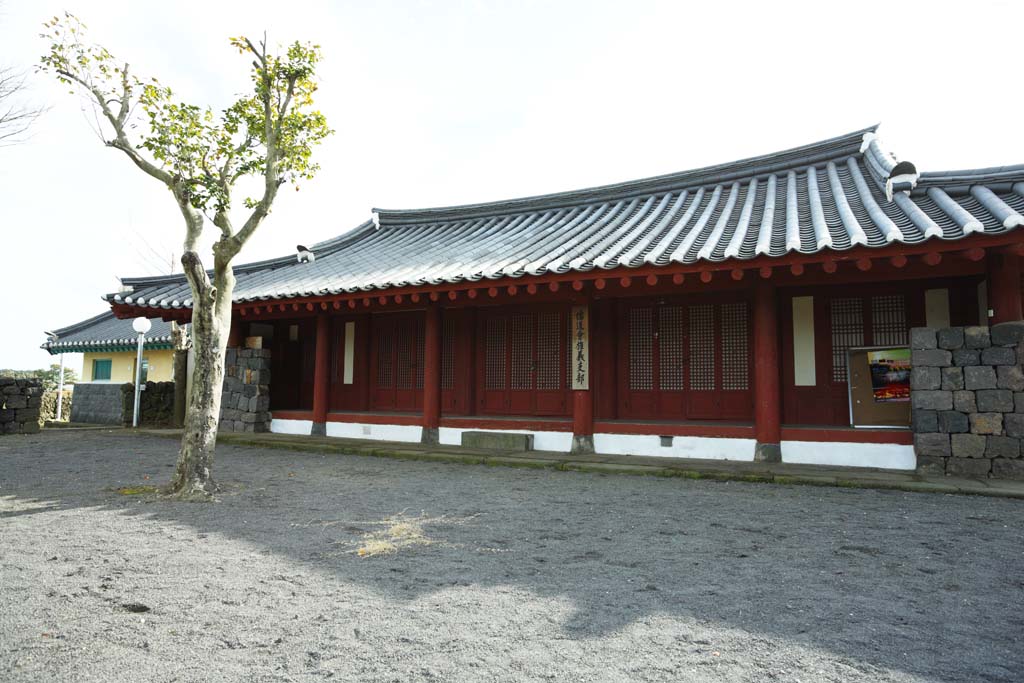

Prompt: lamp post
[
  {"left": 132, "top": 317, "right": 152, "bottom": 428},
  {"left": 45, "top": 330, "right": 66, "bottom": 421},
  {"left": 56, "top": 352, "right": 65, "bottom": 421}
]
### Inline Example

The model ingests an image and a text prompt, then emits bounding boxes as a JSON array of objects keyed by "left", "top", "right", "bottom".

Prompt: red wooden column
[
  {"left": 422, "top": 304, "right": 442, "bottom": 444},
  {"left": 572, "top": 390, "right": 594, "bottom": 454},
  {"left": 226, "top": 311, "right": 243, "bottom": 347},
  {"left": 753, "top": 281, "right": 781, "bottom": 463},
  {"left": 311, "top": 313, "right": 331, "bottom": 436},
  {"left": 987, "top": 249, "right": 1023, "bottom": 324},
  {"left": 570, "top": 304, "right": 595, "bottom": 454}
]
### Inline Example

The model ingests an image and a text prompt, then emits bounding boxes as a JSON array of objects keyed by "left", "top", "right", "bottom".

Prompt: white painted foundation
[
  {"left": 594, "top": 434, "right": 757, "bottom": 461},
  {"left": 325, "top": 421, "right": 423, "bottom": 443},
  {"left": 270, "top": 418, "right": 313, "bottom": 436},
  {"left": 270, "top": 419, "right": 915, "bottom": 471},
  {"left": 781, "top": 440, "right": 915, "bottom": 470},
  {"left": 438, "top": 427, "right": 572, "bottom": 452}
]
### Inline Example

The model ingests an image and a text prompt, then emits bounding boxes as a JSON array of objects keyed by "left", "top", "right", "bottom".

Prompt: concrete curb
[{"left": 130, "top": 429, "right": 1024, "bottom": 500}]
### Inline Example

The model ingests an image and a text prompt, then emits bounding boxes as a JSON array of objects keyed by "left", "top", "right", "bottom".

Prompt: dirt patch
[{"left": 1, "top": 430, "right": 1023, "bottom": 682}]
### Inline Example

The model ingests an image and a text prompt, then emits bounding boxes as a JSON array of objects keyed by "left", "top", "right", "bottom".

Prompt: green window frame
[{"left": 92, "top": 359, "right": 112, "bottom": 381}]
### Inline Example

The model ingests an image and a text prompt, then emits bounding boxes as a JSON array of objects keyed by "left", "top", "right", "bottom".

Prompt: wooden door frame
[
  {"left": 616, "top": 291, "right": 754, "bottom": 421},
  {"left": 474, "top": 303, "right": 571, "bottom": 417}
]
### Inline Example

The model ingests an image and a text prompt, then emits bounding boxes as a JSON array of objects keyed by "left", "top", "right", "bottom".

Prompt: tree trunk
[
  {"left": 167, "top": 250, "right": 235, "bottom": 497},
  {"left": 171, "top": 322, "right": 189, "bottom": 428}
]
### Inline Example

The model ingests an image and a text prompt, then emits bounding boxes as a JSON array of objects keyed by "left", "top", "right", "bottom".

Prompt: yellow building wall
[{"left": 81, "top": 349, "right": 176, "bottom": 383}]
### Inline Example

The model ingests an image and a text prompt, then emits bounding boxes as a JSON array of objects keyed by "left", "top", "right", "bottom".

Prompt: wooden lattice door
[
  {"left": 371, "top": 313, "right": 424, "bottom": 411},
  {"left": 619, "top": 299, "right": 751, "bottom": 420},
  {"left": 478, "top": 309, "right": 568, "bottom": 416}
]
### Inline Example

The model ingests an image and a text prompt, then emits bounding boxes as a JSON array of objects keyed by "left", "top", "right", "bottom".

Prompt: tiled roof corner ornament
[
  {"left": 886, "top": 160, "right": 919, "bottom": 203},
  {"left": 296, "top": 244, "right": 316, "bottom": 263},
  {"left": 372, "top": 211, "right": 381, "bottom": 229},
  {"left": 860, "top": 131, "right": 918, "bottom": 202}
]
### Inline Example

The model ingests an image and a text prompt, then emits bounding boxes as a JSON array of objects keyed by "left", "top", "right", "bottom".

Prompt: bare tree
[
  {"left": 0, "top": 65, "right": 44, "bottom": 144},
  {"left": 40, "top": 13, "right": 332, "bottom": 497}
]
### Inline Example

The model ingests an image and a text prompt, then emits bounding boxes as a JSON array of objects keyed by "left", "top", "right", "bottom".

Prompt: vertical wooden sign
[{"left": 571, "top": 305, "right": 589, "bottom": 390}]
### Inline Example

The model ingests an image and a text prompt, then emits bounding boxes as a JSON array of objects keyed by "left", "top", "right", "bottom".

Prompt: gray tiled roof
[
  {"left": 42, "top": 311, "right": 176, "bottom": 353},
  {"left": 107, "top": 127, "right": 1024, "bottom": 311}
]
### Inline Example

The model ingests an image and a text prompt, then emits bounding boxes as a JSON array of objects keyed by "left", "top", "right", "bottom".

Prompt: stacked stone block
[
  {"left": 219, "top": 347, "right": 271, "bottom": 433},
  {"left": 912, "top": 322, "right": 1024, "bottom": 479},
  {"left": 121, "top": 381, "right": 176, "bottom": 427},
  {"left": 0, "top": 378, "right": 42, "bottom": 434},
  {"left": 71, "top": 383, "right": 133, "bottom": 424}
]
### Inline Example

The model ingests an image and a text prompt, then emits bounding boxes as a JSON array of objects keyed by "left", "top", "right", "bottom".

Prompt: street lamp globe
[{"left": 132, "top": 317, "right": 152, "bottom": 334}]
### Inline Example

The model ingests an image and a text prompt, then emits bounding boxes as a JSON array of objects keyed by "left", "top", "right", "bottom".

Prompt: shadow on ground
[{"left": 2, "top": 430, "right": 1023, "bottom": 682}]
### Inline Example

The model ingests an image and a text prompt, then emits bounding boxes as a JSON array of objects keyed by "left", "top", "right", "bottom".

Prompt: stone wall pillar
[
  {"left": 219, "top": 347, "right": 272, "bottom": 433},
  {"left": 0, "top": 378, "right": 42, "bottom": 434},
  {"left": 911, "top": 322, "right": 1024, "bottom": 479}
]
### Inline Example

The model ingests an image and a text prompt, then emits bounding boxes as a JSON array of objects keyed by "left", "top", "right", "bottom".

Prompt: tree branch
[
  {"left": 116, "top": 62, "right": 130, "bottom": 126},
  {"left": 0, "top": 66, "right": 46, "bottom": 145},
  {"left": 213, "top": 208, "right": 233, "bottom": 240},
  {"left": 56, "top": 68, "right": 172, "bottom": 186},
  {"left": 180, "top": 250, "right": 215, "bottom": 305}
]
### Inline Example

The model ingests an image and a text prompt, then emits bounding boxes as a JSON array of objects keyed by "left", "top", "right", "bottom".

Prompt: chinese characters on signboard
[{"left": 571, "top": 305, "right": 589, "bottom": 390}]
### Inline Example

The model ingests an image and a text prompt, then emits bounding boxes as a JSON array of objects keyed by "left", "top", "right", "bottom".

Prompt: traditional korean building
[{"left": 105, "top": 127, "right": 1024, "bottom": 470}]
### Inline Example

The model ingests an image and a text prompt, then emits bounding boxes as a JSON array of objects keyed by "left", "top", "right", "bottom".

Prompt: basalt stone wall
[
  {"left": 219, "top": 347, "right": 271, "bottom": 433},
  {"left": 0, "top": 378, "right": 42, "bottom": 434},
  {"left": 911, "top": 322, "right": 1024, "bottom": 480},
  {"left": 121, "top": 381, "right": 176, "bottom": 427},
  {"left": 69, "top": 382, "right": 124, "bottom": 425}
]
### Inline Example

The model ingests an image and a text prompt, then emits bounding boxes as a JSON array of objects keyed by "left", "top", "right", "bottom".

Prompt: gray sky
[{"left": 2, "top": 0, "right": 1022, "bottom": 370}]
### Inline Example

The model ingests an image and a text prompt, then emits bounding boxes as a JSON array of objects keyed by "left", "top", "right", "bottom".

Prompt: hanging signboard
[{"left": 570, "top": 305, "right": 589, "bottom": 390}]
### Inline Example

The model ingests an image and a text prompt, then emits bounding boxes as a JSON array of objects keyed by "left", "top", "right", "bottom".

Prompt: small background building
[
  {"left": 42, "top": 312, "right": 180, "bottom": 424},
  {"left": 42, "top": 311, "right": 176, "bottom": 383}
]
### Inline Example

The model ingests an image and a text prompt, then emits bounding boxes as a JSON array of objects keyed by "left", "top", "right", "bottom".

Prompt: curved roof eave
[{"left": 374, "top": 126, "right": 879, "bottom": 225}]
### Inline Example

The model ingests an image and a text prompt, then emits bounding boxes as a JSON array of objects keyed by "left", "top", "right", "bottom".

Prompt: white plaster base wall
[
  {"left": 270, "top": 418, "right": 914, "bottom": 471},
  {"left": 594, "top": 434, "right": 757, "bottom": 461},
  {"left": 781, "top": 441, "right": 916, "bottom": 470},
  {"left": 438, "top": 427, "right": 572, "bottom": 452},
  {"left": 270, "top": 418, "right": 313, "bottom": 436},
  {"left": 326, "top": 421, "right": 423, "bottom": 443}
]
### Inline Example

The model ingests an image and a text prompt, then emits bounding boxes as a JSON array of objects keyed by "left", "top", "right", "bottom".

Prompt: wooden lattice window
[
  {"left": 689, "top": 304, "right": 715, "bottom": 390},
  {"left": 830, "top": 298, "right": 864, "bottom": 382},
  {"left": 414, "top": 323, "right": 425, "bottom": 389},
  {"left": 721, "top": 302, "right": 749, "bottom": 390},
  {"left": 510, "top": 314, "right": 533, "bottom": 390},
  {"left": 629, "top": 307, "right": 653, "bottom": 390},
  {"left": 441, "top": 315, "right": 455, "bottom": 390},
  {"left": 376, "top": 326, "right": 394, "bottom": 387},
  {"left": 395, "top": 328, "right": 415, "bottom": 389},
  {"left": 536, "top": 313, "right": 562, "bottom": 390},
  {"left": 871, "top": 294, "right": 908, "bottom": 347},
  {"left": 485, "top": 317, "right": 506, "bottom": 390},
  {"left": 658, "top": 306, "right": 685, "bottom": 391}
]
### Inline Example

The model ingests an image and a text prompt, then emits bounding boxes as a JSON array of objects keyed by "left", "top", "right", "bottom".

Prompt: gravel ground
[{"left": 1, "top": 430, "right": 1023, "bottom": 683}]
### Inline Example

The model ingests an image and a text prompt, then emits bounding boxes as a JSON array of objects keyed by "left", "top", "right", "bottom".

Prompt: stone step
[{"left": 460, "top": 430, "right": 533, "bottom": 451}]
